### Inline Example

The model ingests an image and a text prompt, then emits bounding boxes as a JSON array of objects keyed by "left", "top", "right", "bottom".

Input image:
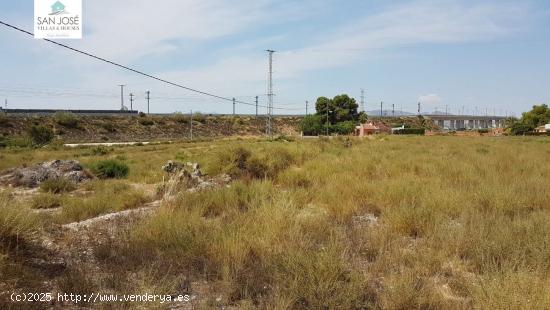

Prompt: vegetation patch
[
  {"left": 54, "top": 112, "right": 80, "bottom": 129},
  {"left": 138, "top": 118, "right": 155, "bottom": 126},
  {"left": 0, "top": 193, "right": 40, "bottom": 249},
  {"left": 40, "top": 178, "right": 76, "bottom": 194},
  {"left": 31, "top": 193, "right": 62, "bottom": 209},
  {"left": 60, "top": 181, "right": 149, "bottom": 223},
  {"left": 29, "top": 125, "right": 53, "bottom": 146},
  {"left": 89, "top": 160, "right": 129, "bottom": 179}
]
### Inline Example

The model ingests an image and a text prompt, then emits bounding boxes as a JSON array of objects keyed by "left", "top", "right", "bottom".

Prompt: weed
[
  {"left": 40, "top": 178, "right": 76, "bottom": 194},
  {"left": 31, "top": 193, "right": 62, "bottom": 209},
  {"left": 0, "top": 192, "right": 40, "bottom": 248},
  {"left": 90, "top": 146, "right": 111, "bottom": 156},
  {"left": 60, "top": 181, "right": 149, "bottom": 222}
]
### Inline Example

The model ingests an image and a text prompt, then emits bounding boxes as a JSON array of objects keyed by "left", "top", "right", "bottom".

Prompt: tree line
[{"left": 300, "top": 94, "right": 367, "bottom": 136}]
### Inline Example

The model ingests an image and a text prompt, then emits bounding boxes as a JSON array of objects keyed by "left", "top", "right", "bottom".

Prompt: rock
[
  {"left": 163, "top": 161, "right": 184, "bottom": 174},
  {"left": 162, "top": 161, "right": 231, "bottom": 199},
  {"left": 0, "top": 160, "right": 91, "bottom": 188},
  {"left": 352, "top": 213, "right": 379, "bottom": 228}
]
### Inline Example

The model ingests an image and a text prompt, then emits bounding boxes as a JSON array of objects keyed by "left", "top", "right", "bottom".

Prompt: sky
[{"left": 0, "top": 0, "right": 549, "bottom": 116}]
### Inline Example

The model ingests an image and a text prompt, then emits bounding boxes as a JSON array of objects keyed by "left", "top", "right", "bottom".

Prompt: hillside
[{"left": 0, "top": 114, "right": 302, "bottom": 143}]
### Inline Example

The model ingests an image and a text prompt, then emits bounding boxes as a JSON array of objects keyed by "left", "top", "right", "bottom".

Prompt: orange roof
[{"left": 360, "top": 123, "right": 379, "bottom": 130}]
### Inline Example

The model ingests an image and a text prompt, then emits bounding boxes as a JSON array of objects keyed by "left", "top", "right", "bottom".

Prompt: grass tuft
[{"left": 40, "top": 178, "right": 76, "bottom": 194}]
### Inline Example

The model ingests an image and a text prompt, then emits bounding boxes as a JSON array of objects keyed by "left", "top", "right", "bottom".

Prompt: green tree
[
  {"left": 300, "top": 115, "right": 324, "bottom": 136},
  {"left": 507, "top": 105, "right": 550, "bottom": 135},
  {"left": 315, "top": 94, "right": 359, "bottom": 125},
  {"left": 521, "top": 104, "right": 550, "bottom": 128},
  {"left": 333, "top": 121, "right": 356, "bottom": 135},
  {"left": 359, "top": 112, "right": 368, "bottom": 124}
]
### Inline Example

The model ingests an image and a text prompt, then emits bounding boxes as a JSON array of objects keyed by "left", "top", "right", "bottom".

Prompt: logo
[
  {"left": 49, "top": 1, "right": 67, "bottom": 15},
  {"left": 34, "top": 0, "right": 82, "bottom": 39}
]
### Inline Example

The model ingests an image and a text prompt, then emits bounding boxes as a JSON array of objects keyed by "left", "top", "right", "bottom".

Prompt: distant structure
[
  {"left": 355, "top": 123, "right": 380, "bottom": 136},
  {"left": 426, "top": 114, "right": 507, "bottom": 130},
  {"left": 0, "top": 109, "right": 138, "bottom": 116},
  {"left": 536, "top": 124, "right": 550, "bottom": 133}
]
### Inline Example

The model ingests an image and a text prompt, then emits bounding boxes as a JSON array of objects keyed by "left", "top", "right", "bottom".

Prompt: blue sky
[{"left": 0, "top": 0, "right": 549, "bottom": 115}]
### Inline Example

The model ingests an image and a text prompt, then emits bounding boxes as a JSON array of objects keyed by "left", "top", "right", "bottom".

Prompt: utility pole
[
  {"left": 380, "top": 101, "right": 383, "bottom": 117},
  {"left": 232, "top": 97, "right": 236, "bottom": 116},
  {"left": 129, "top": 93, "right": 134, "bottom": 111},
  {"left": 118, "top": 85, "right": 125, "bottom": 110},
  {"left": 306, "top": 101, "right": 309, "bottom": 116},
  {"left": 190, "top": 110, "right": 193, "bottom": 140},
  {"left": 418, "top": 102, "right": 421, "bottom": 115},
  {"left": 360, "top": 89, "right": 365, "bottom": 113},
  {"left": 326, "top": 105, "right": 330, "bottom": 136},
  {"left": 392, "top": 103, "right": 395, "bottom": 117},
  {"left": 4, "top": 99, "right": 7, "bottom": 109},
  {"left": 266, "top": 50, "right": 275, "bottom": 137},
  {"left": 255, "top": 96, "right": 259, "bottom": 117},
  {"left": 146, "top": 91, "right": 150, "bottom": 115},
  {"left": 445, "top": 105, "right": 448, "bottom": 116}
]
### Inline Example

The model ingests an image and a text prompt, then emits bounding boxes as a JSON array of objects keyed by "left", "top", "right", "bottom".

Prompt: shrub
[
  {"left": 138, "top": 118, "right": 155, "bottom": 126},
  {"left": 172, "top": 113, "right": 189, "bottom": 124},
  {"left": 394, "top": 128, "right": 426, "bottom": 135},
  {"left": 100, "top": 122, "right": 117, "bottom": 133},
  {"left": 31, "top": 193, "right": 62, "bottom": 209},
  {"left": 0, "top": 193, "right": 40, "bottom": 247},
  {"left": 300, "top": 115, "right": 324, "bottom": 136},
  {"left": 90, "top": 160, "right": 129, "bottom": 179},
  {"left": 193, "top": 112, "right": 207, "bottom": 124},
  {"left": 247, "top": 157, "right": 270, "bottom": 179},
  {"left": 28, "top": 125, "right": 53, "bottom": 146},
  {"left": 477, "top": 129, "right": 490, "bottom": 134},
  {"left": 212, "top": 147, "right": 251, "bottom": 177},
  {"left": 54, "top": 112, "right": 80, "bottom": 128},
  {"left": 40, "top": 178, "right": 76, "bottom": 194},
  {"left": 212, "top": 146, "right": 296, "bottom": 180},
  {"left": 90, "top": 146, "right": 111, "bottom": 156},
  {"left": 333, "top": 121, "right": 356, "bottom": 135},
  {"left": 0, "top": 113, "right": 9, "bottom": 127},
  {"left": 510, "top": 122, "right": 534, "bottom": 135}
]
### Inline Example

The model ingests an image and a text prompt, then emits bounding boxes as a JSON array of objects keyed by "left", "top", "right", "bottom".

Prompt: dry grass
[
  {"left": 2, "top": 136, "right": 550, "bottom": 308},
  {"left": 122, "top": 136, "right": 550, "bottom": 308},
  {"left": 0, "top": 191, "right": 41, "bottom": 249},
  {"left": 31, "top": 193, "right": 62, "bottom": 209},
  {"left": 58, "top": 180, "right": 151, "bottom": 223}
]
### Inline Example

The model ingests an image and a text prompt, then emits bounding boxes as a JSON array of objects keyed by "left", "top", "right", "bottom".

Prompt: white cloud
[
  {"left": 147, "top": 0, "right": 531, "bottom": 94},
  {"left": 418, "top": 94, "right": 443, "bottom": 105},
  {"left": 0, "top": 0, "right": 535, "bottom": 113}
]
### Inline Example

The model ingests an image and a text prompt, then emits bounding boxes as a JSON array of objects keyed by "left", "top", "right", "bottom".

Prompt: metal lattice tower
[
  {"left": 266, "top": 50, "right": 275, "bottom": 137},
  {"left": 360, "top": 89, "right": 365, "bottom": 113},
  {"left": 118, "top": 85, "right": 125, "bottom": 110}
]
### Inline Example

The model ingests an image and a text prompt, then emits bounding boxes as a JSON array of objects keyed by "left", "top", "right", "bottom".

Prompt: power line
[{"left": 0, "top": 20, "right": 303, "bottom": 112}]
